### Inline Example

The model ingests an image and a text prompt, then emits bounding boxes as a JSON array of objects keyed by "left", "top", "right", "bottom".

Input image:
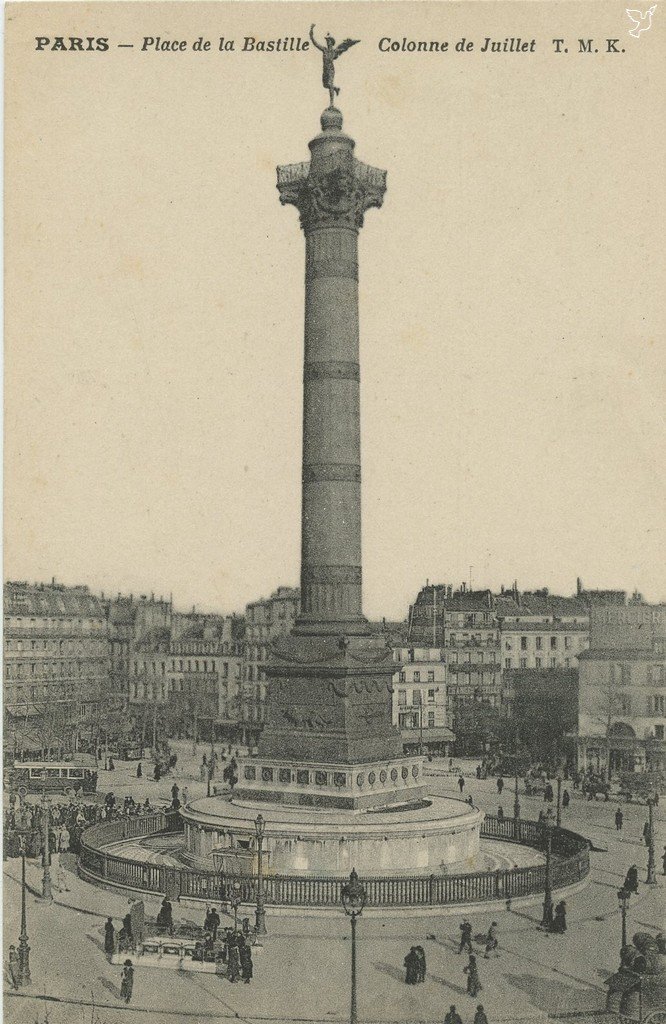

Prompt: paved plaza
[{"left": 3, "top": 752, "right": 664, "bottom": 1024}]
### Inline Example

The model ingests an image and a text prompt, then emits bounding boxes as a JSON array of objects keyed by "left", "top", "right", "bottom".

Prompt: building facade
[
  {"left": 3, "top": 581, "right": 111, "bottom": 758},
  {"left": 577, "top": 601, "right": 666, "bottom": 774},
  {"left": 392, "top": 646, "right": 454, "bottom": 754}
]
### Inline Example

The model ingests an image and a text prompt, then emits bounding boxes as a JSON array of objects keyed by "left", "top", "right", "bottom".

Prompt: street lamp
[
  {"left": 539, "top": 818, "right": 554, "bottom": 932},
  {"left": 39, "top": 791, "right": 53, "bottom": 903},
  {"left": 254, "top": 813, "right": 267, "bottom": 936},
  {"left": 617, "top": 885, "right": 631, "bottom": 956},
  {"left": 556, "top": 776, "right": 562, "bottom": 828},
  {"left": 341, "top": 868, "right": 367, "bottom": 1024},
  {"left": 18, "top": 838, "right": 31, "bottom": 985},
  {"left": 513, "top": 773, "right": 521, "bottom": 822},
  {"left": 646, "top": 796, "right": 656, "bottom": 885}
]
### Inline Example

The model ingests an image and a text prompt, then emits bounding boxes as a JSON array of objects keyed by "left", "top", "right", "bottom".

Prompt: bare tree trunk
[{"left": 192, "top": 706, "right": 198, "bottom": 756}]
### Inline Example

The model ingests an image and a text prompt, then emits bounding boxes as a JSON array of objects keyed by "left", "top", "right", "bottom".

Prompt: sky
[{"left": 5, "top": 2, "right": 665, "bottom": 619}]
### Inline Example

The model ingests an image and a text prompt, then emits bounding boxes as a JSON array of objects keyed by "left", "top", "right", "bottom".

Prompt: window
[
  {"left": 505, "top": 658, "right": 512, "bottom": 669},
  {"left": 413, "top": 671, "right": 420, "bottom": 682},
  {"left": 397, "top": 690, "right": 406, "bottom": 706},
  {"left": 520, "top": 658, "right": 527, "bottom": 669},
  {"left": 564, "top": 636, "right": 571, "bottom": 649},
  {"left": 550, "top": 637, "right": 557, "bottom": 649},
  {"left": 655, "top": 725, "right": 664, "bottom": 740},
  {"left": 399, "top": 671, "right": 406, "bottom": 683},
  {"left": 550, "top": 657, "right": 556, "bottom": 668},
  {"left": 535, "top": 657, "right": 542, "bottom": 668},
  {"left": 427, "top": 712, "right": 435, "bottom": 728},
  {"left": 520, "top": 637, "right": 527, "bottom": 650},
  {"left": 427, "top": 671, "right": 435, "bottom": 682},
  {"left": 427, "top": 688, "right": 435, "bottom": 703},
  {"left": 412, "top": 690, "right": 421, "bottom": 706},
  {"left": 619, "top": 693, "right": 632, "bottom": 714},
  {"left": 536, "top": 637, "right": 542, "bottom": 650},
  {"left": 651, "top": 695, "right": 665, "bottom": 714}
]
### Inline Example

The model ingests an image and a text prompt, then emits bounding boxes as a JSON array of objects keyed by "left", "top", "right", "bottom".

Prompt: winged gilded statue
[{"left": 309, "top": 25, "right": 360, "bottom": 107}]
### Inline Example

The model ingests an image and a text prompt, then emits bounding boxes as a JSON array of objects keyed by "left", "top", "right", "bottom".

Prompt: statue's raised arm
[{"left": 309, "top": 24, "right": 326, "bottom": 53}]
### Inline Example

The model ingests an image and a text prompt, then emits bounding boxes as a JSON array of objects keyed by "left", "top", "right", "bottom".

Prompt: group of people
[
  {"left": 193, "top": 927, "right": 254, "bottom": 983},
  {"left": 444, "top": 1004, "right": 489, "bottom": 1024},
  {"left": 403, "top": 945, "right": 426, "bottom": 984}
]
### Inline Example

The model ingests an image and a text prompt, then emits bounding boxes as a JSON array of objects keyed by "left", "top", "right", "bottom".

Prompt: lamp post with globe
[
  {"left": 341, "top": 869, "right": 367, "bottom": 1024},
  {"left": 254, "top": 813, "right": 267, "bottom": 935}
]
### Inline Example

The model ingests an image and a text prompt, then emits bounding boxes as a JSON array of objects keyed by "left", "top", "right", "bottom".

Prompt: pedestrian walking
[
  {"left": 497, "top": 805, "right": 504, "bottom": 820},
  {"left": 662, "top": 845, "right": 666, "bottom": 875},
  {"left": 154, "top": 763, "right": 161, "bottom": 782},
  {"left": 136, "top": 763, "right": 142, "bottom": 778},
  {"left": 552, "top": 900, "right": 567, "bottom": 934},
  {"left": 467, "top": 795, "right": 474, "bottom": 807},
  {"left": 182, "top": 786, "right": 189, "bottom": 806},
  {"left": 210, "top": 907, "right": 220, "bottom": 941},
  {"left": 444, "top": 1006, "right": 463, "bottom": 1024},
  {"left": 464, "top": 954, "right": 482, "bottom": 997},
  {"left": 474, "top": 1005, "right": 489, "bottom": 1024},
  {"left": 458, "top": 919, "right": 473, "bottom": 954},
  {"left": 415, "top": 945, "right": 426, "bottom": 982},
  {"left": 562, "top": 789, "right": 570, "bottom": 809},
  {"left": 120, "top": 960, "right": 134, "bottom": 1003},
  {"left": 171, "top": 783, "right": 180, "bottom": 803},
  {"left": 104, "top": 917, "right": 116, "bottom": 957},
  {"left": 6, "top": 945, "right": 20, "bottom": 990},
  {"left": 404, "top": 946, "right": 419, "bottom": 984},
  {"left": 239, "top": 939, "right": 253, "bottom": 984},
  {"left": 227, "top": 934, "right": 241, "bottom": 982},
  {"left": 484, "top": 922, "right": 499, "bottom": 958},
  {"left": 497, "top": 777, "right": 504, "bottom": 795},
  {"left": 625, "top": 864, "right": 639, "bottom": 894},
  {"left": 458, "top": 776, "right": 465, "bottom": 794}
]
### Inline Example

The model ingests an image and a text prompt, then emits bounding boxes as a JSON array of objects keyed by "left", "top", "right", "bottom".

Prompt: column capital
[{"left": 277, "top": 153, "right": 386, "bottom": 233}]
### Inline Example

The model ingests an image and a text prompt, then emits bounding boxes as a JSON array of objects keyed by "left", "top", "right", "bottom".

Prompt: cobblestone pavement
[{"left": 3, "top": 752, "right": 664, "bottom": 1024}]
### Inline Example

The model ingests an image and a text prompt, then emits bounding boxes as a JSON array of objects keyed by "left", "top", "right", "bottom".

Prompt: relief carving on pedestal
[{"left": 281, "top": 707, "right": 333, "bottom": 731}]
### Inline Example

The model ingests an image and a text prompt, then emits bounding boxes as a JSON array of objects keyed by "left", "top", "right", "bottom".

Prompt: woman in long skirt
[{"left": 464, "top": 955, "right": 482, "bottom": 998}]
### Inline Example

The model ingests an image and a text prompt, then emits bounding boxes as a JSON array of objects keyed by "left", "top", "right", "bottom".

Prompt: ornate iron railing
[{"left": 78, "top": 812, "right": 589, "bottom": 908}]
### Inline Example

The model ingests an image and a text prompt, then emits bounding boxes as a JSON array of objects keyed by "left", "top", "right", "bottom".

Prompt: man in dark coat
[
  {"left": 458, "top": 776, "right": 465, "bottom": 794},
  {"left": 239, "top": 940, "right": 253, "bottom": 983},
  {"left": 444, "top": 1007, "right": 463, "bottom": 1024},
  {"left": 474, "top": 1005, "right": 489, "bottom": 1024},
  {"left": 459, "top": 919, "right": 473, "bottom": 954},
  {"left": 625, "top": 865, "right": 639, "bottom": 894},
  {"left": 414, "top": 945, "right": 426, "bottom": 982},
  {"left": 403, "top": 947, "right": 419, "bottom": 985},
  {"left": 120, "top": 960, "right": 134, "bottom": 1003},
  {"left": 104, "top": 917, "right": 115, "bottom": 957},
  {"left": 210, "top": 907, "right": 221, "bottom": 941},
  {"left": 497, "top": 777, "right": 504, "bottom": 795}
]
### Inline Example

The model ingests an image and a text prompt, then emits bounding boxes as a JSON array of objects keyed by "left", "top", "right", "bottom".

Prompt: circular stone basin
[{"left": 179, "top": 794, "right": 483, "bottom": 876}]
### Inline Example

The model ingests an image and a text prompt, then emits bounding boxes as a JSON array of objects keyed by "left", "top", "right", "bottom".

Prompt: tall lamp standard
[
  {"left": 646, "top": 796, "right": 656, "bottom": 885},
  {"left": 556, "top": 776, "right": 563, "bottom": 828},
  {"left": 39, "top": 790, "right": 53, "bottom": 903},
  {"left": 539, "top": 818, "right": 554, "bottom": 931},
  {"left": 18, "top": 839, "right": 31, "bottom": 985},
  {"left": 617, "top": 885, "right": 631, "bottom": 957},
  {"left": 341, "top": 869, "right": 367, "bottom": 1024},
  {"left": 513, "top": 773, "right": 521, "bottom": 821},
  {"left": 230, "top": 879, "right": 242, "bottom": 933},
  {"left": 254, "top": 813, "right": 267, "bottom": 935}
]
